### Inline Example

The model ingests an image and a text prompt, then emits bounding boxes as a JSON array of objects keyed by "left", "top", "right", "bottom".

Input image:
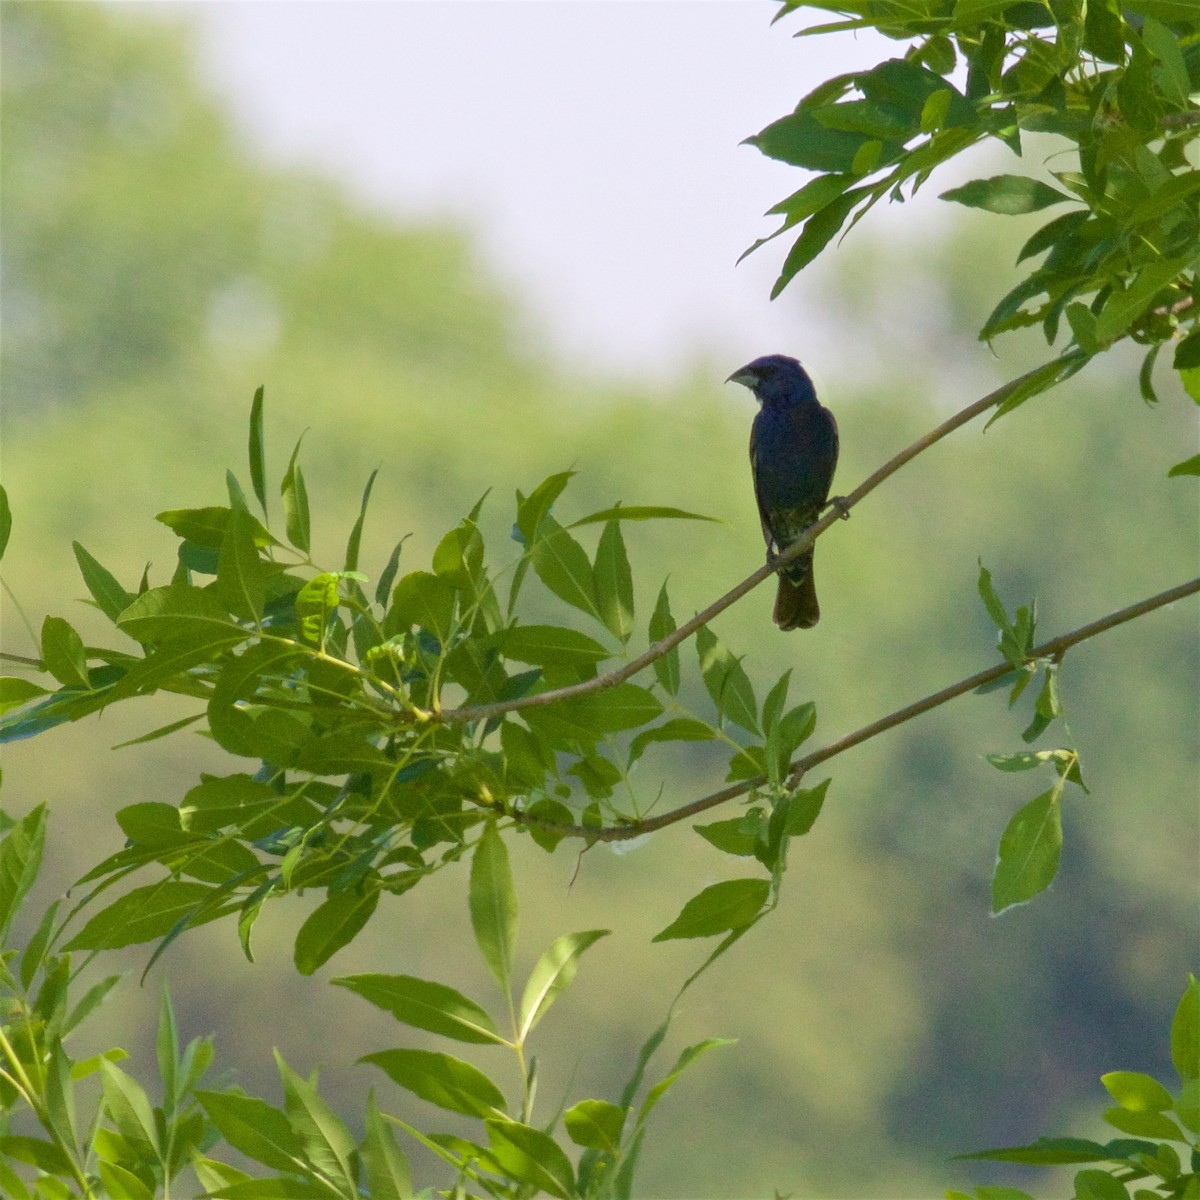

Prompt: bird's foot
[{"left": 824, "top": 495, "right": 851, "bottom": 521}]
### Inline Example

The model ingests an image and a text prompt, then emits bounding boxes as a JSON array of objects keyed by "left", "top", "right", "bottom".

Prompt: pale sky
[{"left": 148, "top": 1, "right": 898, "bottom": 380}]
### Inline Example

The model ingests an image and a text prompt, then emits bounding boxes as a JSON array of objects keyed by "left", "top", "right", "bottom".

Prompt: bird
[{"left": 727, "top": 354, "right": 840, "bottom": 630}]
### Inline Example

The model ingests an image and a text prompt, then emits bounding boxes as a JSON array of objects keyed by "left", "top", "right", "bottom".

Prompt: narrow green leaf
[
  {"left": 0, "top": 485, "right": 10, "bottom": 561},
  {"left": 1171, "top": 974, "right": 1200, "bottom": 1083},
  {"left": 516, "top": 471, "right": 574, "bottom": 544},
  {"left": 991, "top": 789, "right": 1063, "bottom": 913},
  {"left": 275, "top": 1051, "right": 357, "bottom": 1192},
  {"left": 196, "top": 1091, "right": 304, "bottom": 1172},
  {"left": 696, "top": 625, "right": 759, "bottom": 733},
  {"left": 470, "top": 821, "right": 518, "bottom": 995},
  {"left": 772, "top": 188, "right": 865, "bottom": 296},
  {"left": 72, "top": 543, "right": 134, "bottom": 622},
  {"left": 0, "top": 677, "right": 49, "bottom": 715},
  {"left": 64, "top": 881, "right": 215, "bottom": 950},
  {"left": 571, "top": 505, "right": 718, "bottom": 527},
  {"left": 648, "top": 582, "right": 679, "bottom": 695},
  {"left": 332, "top": 974, "right": 502, "bottom": 1044},
  {"left": 484, "top": 1119, "right": 576, "bottom": 1199},
  {"left": 361, "top": 1093, "right": 413, "bottom": 1200},
  {"left": 99, "top": 1060, "right": 159, "bottom": 1157},
  {"left": 363, "top": 1049, "right": 507, "bottom": 1118},
  {"left": 639, "top": 1037, "right": 735, "bottom": 1123},
  {"left": 940, "top": 175, "right": 1072, "bottom": 215},
  {"left": 652, "top": 879, "right": 771, "bottom": 941},
  {"left": 518, "top": 929, "right": 610, "bottom": 1040},
  {"left": 628, "top": 717, "right": 716, "bottom": 766},
  {"left": 345, "top": 469, "right": 378, "bottom": 573},
  {"left": 594, "top": 520, "right": 634, "bottom": 643},
  {"left": 218, "top": 496, "right": 267, "bottom": 623},
  {"left": 530, "top": 516, "right": 599, "bottom": 621},
  {"left": 249, "top": 385, "right": 268, "bottom": 519},
  {"left": 281, "top": 434, "right": 311, "bottom": 554}
]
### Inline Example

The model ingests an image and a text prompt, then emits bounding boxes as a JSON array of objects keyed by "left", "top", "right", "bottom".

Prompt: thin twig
[
  {"left": 509, "top": 576, "right": 1199, "bottom": 842},
  {"left": 437, "top": 353, "right": 1079, "bottom": 727}
]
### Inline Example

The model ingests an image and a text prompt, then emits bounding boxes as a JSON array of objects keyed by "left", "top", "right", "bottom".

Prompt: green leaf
[
  {"left": 648, "top": 582, "right": 680, "bottom": 695},
  {"left": 361, "top": 1093, "right": 413, "bottom": 1200},
  {"left": 991, "top": 789, "right": 1063, "bottom": 914},
  {"left": 389, "top": 571, "right": 455, "bottom": 641},
  {"left": 501, "top": 625, "right": 610, "bottom": 675},
  {"left": 117, "top": 585, "right": 239, "bottom": 645},
  {"left": 196, "top": 1091, "right": 303, "bottom": 1172},
  {"left": 1102, "top": 1070, "right": 1174, "bottom": 1112},
  {"left": 696, "top": 625, "right": 759, "bottom": 734},
  {"left": 64, "top": 881, "right": 216, "bottom": 950},
  {"left": 293, "top": 883, "right": 380, "bottom": 975},
  {"left": 0, "top": 485, "right": 10, "bottom": 561},
  {"left": 628, "top": 717, "right": 716, "bottom": 766},
  {"left": 249, "top": 385, "right": 268, "bottom": 518},
  {"left": 516, "top": 471, "right": 574, "bottom": 544},
  {"left": 0, "top": 677, "right": 49, "bottom": 715},
  {"left": 1171, "top": 974, "right": 1200, "bottom": 1083},
  {"left": 518, "top": 929, "right": 610, "bottom": 1041},
  {"left": 771, "top": 187, "right": 866, "bottom": 297},
  {"left": 694, "top": 811, "right": 763, "bottom": 857},
  {"left": 565, "top": 1098, "right": 626, "bottom": 1151},
  {"left": 639, "top": 1037, "right": 734, "bottom": 1123},
  {"left": 281, "top": 434, "right": 311, "bottom": 554},
  {"left": 345, "top": 469, "right": 378, "bottom": 573},
  {"left": 1071, "top": 1169, "right": 1132, "bottom": 1200},
  {"left": 363, "top": 1049, "right": 506, "bottom": 1118},
  {"left": 571, "top": 505, "right": 718, "bottom": 526},
  {"left": 955, "top": 1136, "right": 1111, "bottom": 1165},
  {"left": 940, "top": 175, "right": 1073, "bottom": 215},
  {"left": 0, "top": 805, "right": 47, "bottom": 942},
  {"left": 750, "top": 108, "right": 882, "bottom": 173},
  {"left": 530, "top": 515, "right": 600, "bottom": 621},
  {"left": 217, "top": 497, "right": 267, "bottom": 623},
  {"left": 1167, "top": 454, "right": 1200, "bottom": 478},
  {"left": 1101, "top": 1106, "right": 1184, "bottom": 1139},
  {"left": 652, "top": 878, "right": 771, "bottom": 941},
  {"left": 99, "top": 1060, "right": 159, "bottom": 1158},
  {"left": 72, "top": 543, "right": 135, "bottom": 622},
  {"left": 484, "top": 1119, "right": 576, "bottom": 1199},
  {"left": 333, "top": 973, "right": 502, "bottom": 1044},
  {"left": 40, "top": 616, "right": 90, "bottom": 689},
  {"left": 977, "top": 564, "right": 1014, "bottom": 639},
  {"left": 470, "top": 821, "right": 518, "bottom": 995},
  {"left": 1094, "top": 255, "right": 1194, "bottom": 344},
  {"left": 522, "top": 683, "right": 663, "bottom": 748},
  {"left": 594, "top": 519, "right": 634, "bottom": 642},
  {"left": 275, "top": 1051, "right": 357, "bottom": 1193},
  {"left": 157, "top": 506, "right": 274, "bottom": 550}
]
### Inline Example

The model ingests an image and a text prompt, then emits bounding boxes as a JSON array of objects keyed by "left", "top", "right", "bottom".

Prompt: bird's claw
[{"left": 824, "top": 495, "right": 851, "bottom": 521}]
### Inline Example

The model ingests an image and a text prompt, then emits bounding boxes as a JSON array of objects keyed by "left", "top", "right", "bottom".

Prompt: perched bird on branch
[{"left": 727, "top": 354, "right": 840, "bottom": 630}]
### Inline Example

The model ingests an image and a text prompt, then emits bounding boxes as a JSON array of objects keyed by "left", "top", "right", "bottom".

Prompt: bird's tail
[{"left": 773, "top": 551, "right": 819, "bottom": 630}]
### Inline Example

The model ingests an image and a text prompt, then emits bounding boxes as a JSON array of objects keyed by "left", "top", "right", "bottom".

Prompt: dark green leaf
[
  {"left": 293, "top": 883, "right": 380, "bottom": 975},
  {"left": 594, "top": 520, "right": 634, "bottom": 642},
  {"left": 501, "top": 625, "right": 610, "bottom": 674},
  {"left": 40, "top": 616, "right": 90, "bottom": 689},
  {"left": 772, "top": 188, "right": 866, "bottom": 297},
  {"left": 648, "top": 582, "right": 680, "bottom": 695},
  {"left": 941, "top": 175, "right": 1072, "bottom": 215},
  {"left": 345, "top": 469, "right": 378, "bottom": 573},
  {"left": 363, "top": 1049, "right": 507, "bottom": 1118},
  {"left": 0, "top": 485, "right": 10, "bottom": 562},
  {"left": 389, "top": 571, "right": 455, "bottom": 641},
  {"left": 65, "top": 881, "right": 216, "bottom": 950},
  {"left": 652, "top": 878, "right": 771, "bottom": 941},
  {"left": 628, "top": 717, "right": 716, "bottom": 766},
  {"left": 334, "top": 973, "right": 501, "bottom": 1044},
  {"left": 522, "top": 683, "right": 662, "bottom": 747},
  {"left": 470, "top": 821, "right": 518, "bottom": 995},
  {"left": 693, "top": 811, "right": 763, "bottom": 857},
  {"left": 750, "top": 108, "right": 880, "bottom": 173},
  {"left": 955, "top": 1136, "right": 1110, "bottom": 1165},
  {"left": 375, "top": 537, "right": 408, "bottom": 607},
  {"left": 696, "top": 625, "right": 759, "bottom": 733},
  {"left": 0, "top": 805, "right": 47, "bottom": 941},
  {"left": 217, "top": 499, "right": 267, "bottom": 623},
  {"left": 991, "top": 789, "right": 1063, "bottom": 914},
  {"left": 530, "top": 515, "right": 599, "bottom": 621},
  {"left": 1172, "top": 974, "right": 1200, "bottom": 1083},
  {"left": 249, "top": 385, "right": 268, "bottom": 518},
  {"left": 571, "top": 505, "right": 718, "bottom": 527}
]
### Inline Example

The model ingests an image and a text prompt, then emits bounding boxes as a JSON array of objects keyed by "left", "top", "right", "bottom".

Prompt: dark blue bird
[{"left": 727, "top": 355, "right": 839, "bottom": 630}]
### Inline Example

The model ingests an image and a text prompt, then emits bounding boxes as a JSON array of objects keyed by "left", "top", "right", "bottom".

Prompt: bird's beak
[{"left": 726, "top": 367, "right": 757, "bottom": 387}]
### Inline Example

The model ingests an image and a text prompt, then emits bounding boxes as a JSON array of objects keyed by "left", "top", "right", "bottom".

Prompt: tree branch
[
  {"left": 509, "top": 576, "right": 1199, "bottom": 842},
  {"left": 437, "top": 352, "right": 1085, "bottom": 727}
]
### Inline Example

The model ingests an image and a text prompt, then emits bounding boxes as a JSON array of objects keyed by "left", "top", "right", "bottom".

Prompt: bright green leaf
[
  {"left": 293, "top": 883, "right": 380, "bottom": 975},
  {"left": 40, "top": 616, "right": 90, "bottom": 689},
  {"left": 484, "top": 1118, "right": 576, "bottom": 1199},
  {"left": 652, "top": 879, "right": 770, "bottom": 941},
  {"left": 470, "top": 821, "right": 518, "bottom": 995},
  {"left": 333, "top": 974, "right": 502, "bottom": 1044},
  {"left": 941, "top": 175, "right": 1072, "bottom": 215},
  {"left": 696, "top": 625, "right": 759, "bottom": 734},
  {"left": 518, "top": 929, "right": 610, "bottom": 1040},
  {"left": 991, "top": 789, "right": 1063, "bottom": 913},
  {"left": 594, "top": 519, "right": 634, "bottom": 642},
  {"left": 363, "top": 1049, "right": 507, "bottom": 1118}
]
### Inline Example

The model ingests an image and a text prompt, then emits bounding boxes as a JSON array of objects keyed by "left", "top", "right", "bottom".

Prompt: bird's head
[{"left": 726, "top": 354, "right": 816, "bottom": 406}]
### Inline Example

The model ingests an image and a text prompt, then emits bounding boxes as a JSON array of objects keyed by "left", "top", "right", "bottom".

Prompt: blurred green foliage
[{"left": 1, "top": 2, "right": 1197, "bottom": 1196}]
